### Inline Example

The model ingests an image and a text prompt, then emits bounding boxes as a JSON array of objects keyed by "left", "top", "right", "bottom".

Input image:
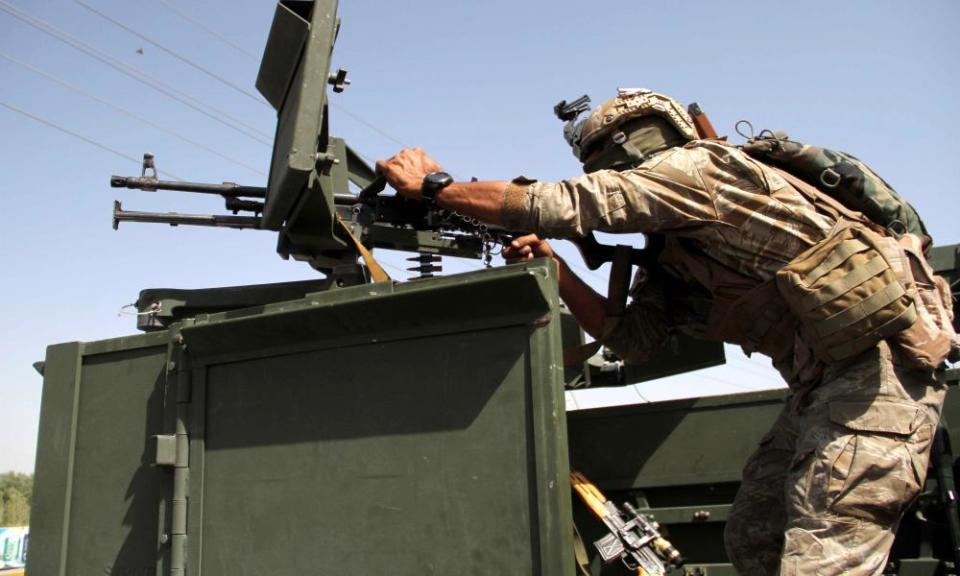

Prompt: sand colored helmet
[{"left": 575, "top": 88, "right": 697, "bottom": 162}]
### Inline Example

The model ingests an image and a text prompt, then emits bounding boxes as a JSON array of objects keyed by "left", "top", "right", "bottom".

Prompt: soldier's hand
[
  {"left": 503, "top": 234, "right": 556, "bottom": 264},
  {"left": 375, "top": 147, "right": 444, "bottom": 200}
]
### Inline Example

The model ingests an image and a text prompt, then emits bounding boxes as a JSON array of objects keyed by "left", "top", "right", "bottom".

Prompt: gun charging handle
[{"left": 357, "top": 176, "right": 387, "bottom": 204}]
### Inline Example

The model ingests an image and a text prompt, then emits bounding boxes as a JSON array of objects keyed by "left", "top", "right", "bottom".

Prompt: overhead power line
[
  {"left": 331, "top": 103, "right": 410, "bottom": 149},
  {"left": 156, "top": 0, "right": 261, "bottom": 62},
  {"left": 1, "top": 100, "right": 183, "bottom": 180},
  {"left": 0, "top": 0, "right": 272, "bottom": 146},
  {"left": 7, "top": 0, "right": 470, "bottom": 184},
  {"left": 72, "top": 0, "right": 270, "bottom": 108},
  {"left": 77, "top": 0, "right": 417, "bottom": 156},
  {"left": 146, "top": 0, "right": 416, "bottom": 154},
  {"left": 0, "top": 51, "right": 265, "bottom": 177}
]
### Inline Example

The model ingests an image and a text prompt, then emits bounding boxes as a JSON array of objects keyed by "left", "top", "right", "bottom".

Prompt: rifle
[{"left": 571, "top": 470, "right": 683, "bottom": 575}]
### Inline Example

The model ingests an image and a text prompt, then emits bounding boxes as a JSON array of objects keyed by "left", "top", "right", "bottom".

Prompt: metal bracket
[
  {"left": 327, "top": 68, "right": 350, "bottom": 92},
  {"left": 315, "top": 150, "right": 340, "bottom": 174},
  {"left": 151, "top": 435, "right": 177, "bottom": 467}
]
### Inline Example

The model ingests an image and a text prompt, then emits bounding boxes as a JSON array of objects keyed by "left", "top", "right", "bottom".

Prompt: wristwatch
[{"left": 421, "top": 171, "right": 454, "bottom": 205}]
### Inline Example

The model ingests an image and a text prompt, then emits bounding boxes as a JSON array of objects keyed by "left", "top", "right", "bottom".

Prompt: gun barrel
[
  {"left": 113, "top": 201, "right": 262, "bottom": 230},
  {"left": 111, "top": 175, "right": 267, "bottom": 198}
]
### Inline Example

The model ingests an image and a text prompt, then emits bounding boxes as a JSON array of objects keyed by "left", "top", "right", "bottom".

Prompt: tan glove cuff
[{"left": 501, "top": 176, "right": 538, "bottom": 231}]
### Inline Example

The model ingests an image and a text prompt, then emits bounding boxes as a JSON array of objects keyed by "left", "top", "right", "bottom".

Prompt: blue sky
[{"left": 1, "top": 0, "right": 958, "bottom": 473}]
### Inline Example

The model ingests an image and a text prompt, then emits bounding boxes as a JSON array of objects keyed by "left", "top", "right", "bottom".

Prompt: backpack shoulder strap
[{"left": 769, "top": 165, "right": 881, "bottom": 232}]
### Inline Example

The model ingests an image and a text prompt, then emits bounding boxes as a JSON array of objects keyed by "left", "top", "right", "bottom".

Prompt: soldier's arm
[
  {"left": 503, "top": 234, "right": 606, "bottom": 338},
  {"left": 501, "top": 234, "right": 672, "bottom": 365},
  {"left": 376, "top": 147, "right": 718, "bottom": 237},
  {"left": 375, "top": 148, "right": 510, "bottom": 225}
]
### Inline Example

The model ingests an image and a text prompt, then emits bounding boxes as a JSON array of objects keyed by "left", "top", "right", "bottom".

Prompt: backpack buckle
[{"left": 820, "top": 168, "right": 842, "bottom": 189}]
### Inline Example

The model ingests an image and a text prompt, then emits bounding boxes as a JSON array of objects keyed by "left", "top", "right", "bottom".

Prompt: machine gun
[
  {"left": 111, "top": 3, "right": 661, "bottom": 287},
  {"left": 109, "top": 0, "right": 509, "bottom": 286},
  {"left": 112, "top": 157, "right": 508, "bottom": 281}
]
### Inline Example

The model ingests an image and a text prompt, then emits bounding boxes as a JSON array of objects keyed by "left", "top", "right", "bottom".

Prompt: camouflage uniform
[
  {"left": 728, "top": 343, "right": 943, "bottom": 575},
  {"left": 500, "top": 139, "right": 947, "bottom": 574}
]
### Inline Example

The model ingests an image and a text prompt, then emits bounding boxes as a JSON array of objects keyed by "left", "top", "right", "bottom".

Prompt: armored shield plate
[{"left": 29, "top": 260, "right": 573, "bottom": 576}]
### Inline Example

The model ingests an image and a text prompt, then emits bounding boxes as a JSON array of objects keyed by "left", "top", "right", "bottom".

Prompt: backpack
[
  {"left": 742, "top": 135, "right": 958, "bottom": 369},
  {"left": 742, "top": 133, "right": 932, "bottom": 251}
]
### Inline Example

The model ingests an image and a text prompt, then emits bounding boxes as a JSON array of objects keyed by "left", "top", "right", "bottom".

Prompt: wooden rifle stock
[
  {"left": 687, "top": 102, "right": 719, "bottom": 140},
  {"left": 569, "top": 233, "right": 651, "bottom": 271}
]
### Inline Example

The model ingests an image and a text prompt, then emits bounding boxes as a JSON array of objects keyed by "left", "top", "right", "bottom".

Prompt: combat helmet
[{"left": 564, "top": 88, "right": 697, "bottom": 171}]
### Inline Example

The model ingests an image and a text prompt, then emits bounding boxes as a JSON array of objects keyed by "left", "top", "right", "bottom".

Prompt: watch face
[
  {"left": 422, "top": 172, "right": 453, "bottom": 203},
  {"left": 426, "top": 172, "right": 453, "bottom": 187}
]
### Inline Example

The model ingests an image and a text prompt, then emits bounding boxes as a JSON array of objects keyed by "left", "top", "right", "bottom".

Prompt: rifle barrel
[{"left": 111, "top": 176, "right": 267, "bottom": 198}]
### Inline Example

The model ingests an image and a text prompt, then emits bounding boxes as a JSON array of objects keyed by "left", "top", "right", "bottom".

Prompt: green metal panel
[
  {"left": 68, "top": 346, "right": 172, "bottom": 576},
  {"left": 177, "top": 260, "right": 572, "bottom": 576},
  {"left": 255, "top": 1, "right": 311, "bottom": 111},
  {"left": 623, "top": 335, "right": 725, "bottom": 385},
  {"left": 28, "top": 342, "right": 81, "bottom": 576},
  {"left": 28, "top": 336, "right": 171, "bottom": 576},
  {"left": 939, "top": 387, "right": 960, "bottom": 453},
  {"left": 568, "top": 389, "right": 786, "bottom": 490},
  {"left": 257, "top": 0, "right": 340, "bottom": 232},
  {"left": 29, "top": 260, "right": 572, "bottom": 576},
  {"left": 198, "top": 329, "right": 541, "bottom": 574}
]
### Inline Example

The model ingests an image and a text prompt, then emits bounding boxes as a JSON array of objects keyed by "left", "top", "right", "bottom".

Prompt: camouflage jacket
[{"left": 501, "top": 139, "right": 839, "bottom": 386}]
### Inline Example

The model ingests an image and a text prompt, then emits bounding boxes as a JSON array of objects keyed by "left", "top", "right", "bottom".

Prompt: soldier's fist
[{"left": 376, "top": 147, "right": 444, "bottom": 200}]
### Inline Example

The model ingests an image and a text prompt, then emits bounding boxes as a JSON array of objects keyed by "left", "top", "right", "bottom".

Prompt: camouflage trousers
[{"left": 725, "top": 342, "right": 947, "bottom": 575}]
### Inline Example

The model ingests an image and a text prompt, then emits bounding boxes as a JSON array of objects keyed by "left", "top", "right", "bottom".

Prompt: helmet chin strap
[
  {"left": 583, "top": 142, "right": 644, "bottom": 173},
  {"left": 582, "top": 117, "right": 686, "bottom": 173}
]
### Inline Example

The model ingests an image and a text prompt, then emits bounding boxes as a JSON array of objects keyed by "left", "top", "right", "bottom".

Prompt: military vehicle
[{"left": 26, "top": 1, "right": 960, "bottom": 575}]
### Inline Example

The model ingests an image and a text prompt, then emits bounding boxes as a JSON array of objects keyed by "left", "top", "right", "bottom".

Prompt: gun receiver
[{"left": 571, "top": 470, "right": 683, "bottom": 575}]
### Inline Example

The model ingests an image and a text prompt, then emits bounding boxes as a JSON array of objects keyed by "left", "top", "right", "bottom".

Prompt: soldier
[{"left": 376, "top": 88, "right": 949, "bottom": 575}]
